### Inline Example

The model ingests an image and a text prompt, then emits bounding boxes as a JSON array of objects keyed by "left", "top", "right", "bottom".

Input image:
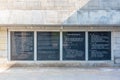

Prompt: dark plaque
[
  {"left": 11, "top": 32, "right": 34, "bottom": 60},
  {"left": 63, "top": 32, "right": 85, "bottom": 60},
  {"left": 37, "top": 32, "right": 60, "bottom": 60},
  {"left": 88, "top": 32, "right": 111, "bottom": 60}
]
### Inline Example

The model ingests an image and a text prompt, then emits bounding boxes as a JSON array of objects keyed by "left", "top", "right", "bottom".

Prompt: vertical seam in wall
[
  {"left": 7, "top": 28, "right": 8, "bottom": 60},
  {"left": 34, "top": 31, "right": 37, "bottom": 61},
  {"left": 60, "top": 31, "right": 63, "bottom": 61},
  {"left": 86, "top": 31, "right": 88, "bottom": 61},
  {"left": 8, "top": 29, "right": 11, "bottom": 61},
  {"left": 111, "top": 31, "right": 114, "bottom": 62}
]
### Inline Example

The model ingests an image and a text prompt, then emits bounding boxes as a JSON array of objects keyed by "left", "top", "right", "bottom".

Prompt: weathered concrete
[
  {"left": 0, "top": 10, "right": 71, "bottom": 24},
  {"left": 63, "top": 0, "right": 120, "bottom": 25},
  {"left": 113, "top": 32, "right": 120, "bottom": 64},
  {"left": 0, "top": 0, "right": 89, "bottom": 10},
  {"left": 0, "top": 28, "right": 7, "bottom": 58},
  {"left": 81, "top": 0, "right": 120, "bottom": 10},
  {"left": 0, "top": 10, "right": 119, "bottom": 25},
  {"left": 0, "top": 0, "right": 120, "bottom": 10},
  {"left": 0, "top": 0, "right": 120, "bottom": 24},
  {"left": 63, "top": 10, "right": 120, "bottom": 25}
]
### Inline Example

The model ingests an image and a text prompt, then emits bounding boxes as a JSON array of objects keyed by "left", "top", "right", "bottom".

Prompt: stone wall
[
  {"left": 63, "top": 10, "right": 120, "bottom": 25},
  {"left": 81, "top": 0, "right": 120, "bottom": 10},
  {"left": 0, "top": 0, "right": 119, "bottom": 10},
  {"left": 0, "top": 0, "right": 120, "bottom": 24},
  {"left": 0, "top": 0, "right": 89, "bottom": 10},
  {"left": 0, "top": 28, "right": 7, "bottom": 58},
  {"left": 113, "top": 32, "right": 120, "bottom": 64},
  {"left": 0, "top": 10, "right": 71, "bottom": 24}
]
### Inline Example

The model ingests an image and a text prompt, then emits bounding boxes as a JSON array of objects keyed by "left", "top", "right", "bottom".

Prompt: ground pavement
[
  {"left": 0, "top": 66, "right": 120, "bottom": 80},
  {"left": 0, "top": 58, "right": 120, "bottom": 80}
]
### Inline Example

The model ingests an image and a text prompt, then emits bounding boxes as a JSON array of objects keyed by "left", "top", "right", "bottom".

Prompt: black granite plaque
[
  {"left": 88, "top": 32, "right": 111, "bottom": 60},
  {"left": 11, "top": 32, "right": 34, "bottom": 60},
  {"left": 37, "top": 32, "right": 60, "bottom": 60},
  {"left": 63, "top": 32, "right": 85, "bottom": 60}
]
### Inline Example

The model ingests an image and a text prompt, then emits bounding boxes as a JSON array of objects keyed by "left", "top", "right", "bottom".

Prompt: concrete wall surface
[
  {"left": 113, "top": 32, "right": 120, "bottom": 64},
  {"left": 63, "top": 10, "right": 120, "bottom": 25},
  {"left": 0, "top": 28, "right": 7, "bottom": 58},
  {"left": 0, "top": 0, "right": 119, "bottom": 24},
  {"left": 0, "top": 0, "right": 119, "bottom": 10}
]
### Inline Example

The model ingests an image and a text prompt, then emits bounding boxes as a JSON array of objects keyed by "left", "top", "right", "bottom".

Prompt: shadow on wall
[{"left": 63, "top": 0, "right": 120, "bottom": 25}]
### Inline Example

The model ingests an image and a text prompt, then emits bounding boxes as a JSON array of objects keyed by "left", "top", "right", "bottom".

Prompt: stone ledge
[{"left": 7, "top": 61, "right": 116, "bottom": 68}]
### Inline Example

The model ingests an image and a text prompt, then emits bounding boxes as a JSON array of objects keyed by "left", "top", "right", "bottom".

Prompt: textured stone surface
[
  {"left": 0, "top": 10, "right": 119, "bottom": 24},
  {"left": 113, "top": 32, "right": 120, "bottom": 64},
  {"left": 0, "top": 0, "right": 89, "bottom": 10},
  {"left": 81, "top": 0, "right": 120, "bottom": 10},
  {"left": 63, "top": 10, "right": 120, "bottom": 25},
  {"left": 0, "top": 28, "right": 7, "bottom": 57},
  {"left": 0, "top": 0, "right": 119, "bottom": 24},
  {"left": 0, "top": 10, "right": 71, "bottom": 24},
  {"left": 0, "top": 0, "right": 119, "bottom": 10}
]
